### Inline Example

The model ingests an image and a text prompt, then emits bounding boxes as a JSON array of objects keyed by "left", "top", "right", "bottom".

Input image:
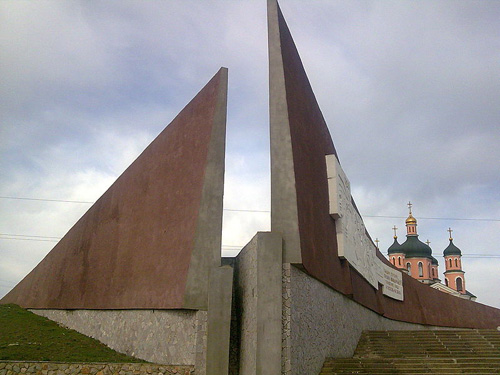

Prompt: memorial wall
[
  {"left": 2, "top": 3, "right": 500, "bottom": 375},
  {"left": 267, "top": 0, "right": 500, "bottom": 329}
]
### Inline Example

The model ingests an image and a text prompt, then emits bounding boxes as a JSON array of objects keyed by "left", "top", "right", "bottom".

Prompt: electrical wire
[
  {"left": 363, "top": 215, "right": 500, "bottom": 222},
  {"left": 0, "top": 237, "right": 58, "bottom": 242},
  {"left": 0, "top": 233, "right": 60, "bottom": 239},
  {"left": 1, "top": 235, "right": 498, "bottom": 259},
  {"left": 0, "top": 196, "right": 93, "bottom": 204},
  {"left": 2, "top": 196, "right": 499, "bottom": 221}
]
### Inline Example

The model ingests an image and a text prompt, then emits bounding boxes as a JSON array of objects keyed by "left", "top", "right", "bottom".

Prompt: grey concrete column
[
  {"left": 236, "top": 232, "right": 283, "bottom": 375},
  {"left": 206, "top": 265, "right": 234, "bottom": 375},
  {"left": 267, "top": 0, "right": 302, "bottom": 264}
]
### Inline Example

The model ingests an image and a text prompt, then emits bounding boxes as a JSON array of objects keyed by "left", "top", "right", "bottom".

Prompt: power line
[
  {"left": 0, "top": 196, "right": 93, "bottom": 204},
  {"left": 0, "top": 236, "right": 58, "bottom": 242},
  {"left": 0, "top": 196, "right": 270, "bottom": 212},
  {"left": 363, "top": 215, "right": 500, "bottom": 222},
  {"left": 0, "top": 233, "right": 245, "bottom": 245},
  {"left": 224, "top": 208, "right": 269, "bottom": 213},
  {"left": 1, "top": 196, "right": 498, "bottom": 222},
  {"left": 2, "top": 235, "right": 499, "bottom": 259},
  {"left": 0, "top": 233, "right": 61, "bottom": 239},
  {"left": 0, "top": 235, "right": 246, "bottom": 248}
]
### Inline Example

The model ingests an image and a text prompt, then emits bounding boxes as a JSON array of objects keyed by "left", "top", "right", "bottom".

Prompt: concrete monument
[
  {"left": 2, "top": 3, "right": 500, "bottom": 375},
  {"left": 2, "top": 68, "right": 233, "bottom": 374}
]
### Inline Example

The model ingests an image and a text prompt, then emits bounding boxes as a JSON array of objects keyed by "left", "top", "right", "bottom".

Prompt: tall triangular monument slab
[
  {"left": 267, "top": 0, "right": 500, "bottom": 329},
  {"left": 268, "top": 0, "right": 352, "bottom": 294},
  {"left": 2, "top": 68, "right": 228, "bottom": 310}
]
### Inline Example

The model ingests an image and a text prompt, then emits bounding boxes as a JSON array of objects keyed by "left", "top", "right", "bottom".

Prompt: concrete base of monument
[
  {"left": 30, "top": 265, "right": 233, "bottom": 375},
  {"left": 228, "top": 231, "right": 454, "bottom": 375},
  {"left": 229, "top": 232, "right": 283, "bottom": 375},
  {"left": 31, "top": 231, "right": 459, "bottom": 375},
  {"left": 282, "top": 264, "right": 454, "bottom": 375},
  {"left": 31, "top": 309, "right": 207, "bottom": 367}
]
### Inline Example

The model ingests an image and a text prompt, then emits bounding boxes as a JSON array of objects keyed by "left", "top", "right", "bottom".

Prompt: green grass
[{"left": 0, "top": 304, "right": 144, "bottom": 362}]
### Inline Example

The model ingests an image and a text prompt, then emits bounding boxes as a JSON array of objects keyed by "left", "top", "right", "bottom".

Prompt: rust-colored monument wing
[
  {"left": 1, "top": 68, "right": 228, "bottom": 310},
  {"left": 268, "top": 0, "right": 500, "bottom": 328},
  {"left": 268, "top": 0, "right": 350, "bottom": 294}
]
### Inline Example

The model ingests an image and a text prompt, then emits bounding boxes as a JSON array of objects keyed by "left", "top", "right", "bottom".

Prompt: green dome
[
  {"left": 443, "top": 239, "right": 462, "bottom": 256},
  {"left": 431, "top": 256, "right": 439, "bottom": 266},
  {"left": 387, "top": 238, "right": 402, "bottom": 255},
  {"left": 400, "top": 235, "right": 432, "bottom": 258}
]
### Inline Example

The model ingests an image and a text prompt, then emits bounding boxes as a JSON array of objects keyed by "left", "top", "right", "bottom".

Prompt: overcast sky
[{"left": 1, "top": 1, "right": 499, "bottom": 309}]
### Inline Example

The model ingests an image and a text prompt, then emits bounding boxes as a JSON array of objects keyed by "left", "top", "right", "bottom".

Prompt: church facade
[{"left": 387, "top": 202, "right": 475, "bottom": 300}]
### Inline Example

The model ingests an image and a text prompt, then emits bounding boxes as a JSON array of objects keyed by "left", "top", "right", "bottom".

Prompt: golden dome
[{"left": 405, "top": 214, "right": 417, "bottom": 224}]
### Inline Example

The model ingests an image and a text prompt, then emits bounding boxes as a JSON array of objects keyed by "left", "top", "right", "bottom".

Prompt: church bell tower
[{"left": 443, "top": 228, "right": 466, "bottom": 294}]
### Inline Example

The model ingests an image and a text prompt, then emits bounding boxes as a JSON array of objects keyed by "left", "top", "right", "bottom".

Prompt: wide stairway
[{"left": 320, "top": 329, "right": 500, "bottom": 374}]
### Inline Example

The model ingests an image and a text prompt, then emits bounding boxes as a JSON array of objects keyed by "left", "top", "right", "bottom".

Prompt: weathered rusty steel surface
[
  {"left": 2, "top": 69, "right": 228, "bottom": 309},
  {"left": 270, "top": 1, "right": 500, "bottom": 328}
]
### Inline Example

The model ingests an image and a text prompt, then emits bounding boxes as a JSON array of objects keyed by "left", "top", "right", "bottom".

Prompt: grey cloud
[{"left": 1, "top": 1, "right": 498, "bottom": 308}]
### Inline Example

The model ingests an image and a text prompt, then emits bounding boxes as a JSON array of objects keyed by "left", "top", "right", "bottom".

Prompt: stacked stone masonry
[
  {"left": 0, "top": 362, "right": 194, "bottom": 375},
  {"left": 281, "top": 264, "right": 292, "bottom": 375},
  {"left": 235, "top": 238, "right": 257, "bottom": 375},
  {"left": 30, "top": 310, "right": 207, "bottom": 367},
  {"left": 283, "top": 265, "right": 455, "bottom": 375}
]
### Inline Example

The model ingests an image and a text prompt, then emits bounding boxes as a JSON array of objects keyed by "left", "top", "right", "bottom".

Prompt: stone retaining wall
[
  {"left": 232, "top": 232, "right": 282, "bottom": 375},
  {"left": 0, "top": 362, "right": 194, "bottom": 375},
  {"left": 30, "top": 310, "right": 206, "bottom": 367},
  {"left": 283, "top": 264, "right": 454, "bottom": 375}
]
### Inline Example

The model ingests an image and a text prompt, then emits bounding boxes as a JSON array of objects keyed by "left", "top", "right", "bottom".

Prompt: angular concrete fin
[
  {"left": 184, "top": 67, "right": 228, "bottom": 309},
  {"left": 268, "top": 0, "right": 352, "bottom": 293},
  {"left": 268, "top": 0, "right": 301, "bottom": 264},
  {"left": 1, "top": 68, "right": 228, "bottom": 310},
  {"left": 266, "top": 3, "right": 500, "bottom": 330}
]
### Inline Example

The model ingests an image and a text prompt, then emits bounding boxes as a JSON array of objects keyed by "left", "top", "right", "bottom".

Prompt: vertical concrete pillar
[
  {"left": 256, "top": 233, "right": 283, "bottom": 375},
  {"left": 267, "top": 0, "right": 302, "bottom": 264},
  {"left": 206, "top": 265, "right": 234, "bottom": 375},
  {"left": 235, "top": 232, "right": 282, "bottom": 375}
]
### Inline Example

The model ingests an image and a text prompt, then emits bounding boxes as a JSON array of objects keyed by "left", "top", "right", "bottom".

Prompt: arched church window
[
  {"left": 392, "top": 257, "right": 395, "bottom": 265},
  {"left": 398, "top": 257, "right": 401, "bottom": 266},
  {"left": 406, "top": 262, "right": 411, "bottom": 274},
  {"left": 456, "top": 277, "right": 463, "bottom": 292},
  {"left": 449, "top": 259, "right": 452, "bottom": 267},
  {"left": 445, "top": 278, "right": 448, "bottom": 286},
  {"left": 418, "top": 262, "right": 423, "bottom": 277},
  {"left": 455, "top": 258, "right": 458, "bottom": 267}
]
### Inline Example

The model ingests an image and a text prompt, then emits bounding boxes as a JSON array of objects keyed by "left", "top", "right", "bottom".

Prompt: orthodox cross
[
  {"left": 392, "top": 225, "right": 398, "bottom": 238},
  {"left": 448, "top": 227, "right": 453, "bottom": 240},
  {"left": 407, "top": 201, "right": 413, "bottom": 214},
  {"left": 425, "top": 239, "right": 431, "bottom": 246}
]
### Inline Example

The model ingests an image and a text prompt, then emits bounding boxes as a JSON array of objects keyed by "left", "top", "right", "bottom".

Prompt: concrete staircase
[{"left": 320, "top": 329, "right": 500, "bottom": 374}]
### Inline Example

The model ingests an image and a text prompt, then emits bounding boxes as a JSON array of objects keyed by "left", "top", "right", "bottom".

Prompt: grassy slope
[{"left": 0, "top": 304, "right": 144, "bottom": 362}]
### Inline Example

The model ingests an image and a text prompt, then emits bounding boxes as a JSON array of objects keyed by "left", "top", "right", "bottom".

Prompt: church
[{"left": 386, "top": 202, "right": 476, "bottom": 300}]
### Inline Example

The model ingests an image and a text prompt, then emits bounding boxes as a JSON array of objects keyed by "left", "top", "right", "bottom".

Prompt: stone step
[
  {"left": 320, "top": 369, "right": 500, "bottom": 374},
  {"left": 320, "top": 358, "right": 500, "bottom": 374},
  {"left": 360, "top": 335, "right": 498, "bottom": 341},
  {"left": 355, "top": 351, "right": 500, "bottom": 356},
  {"left": 362, "top": 339, "right": 499, "bottom": 344},
  {"left": 320, "top": 330, "right": 500, "bottom": 375},
  {"left": 356, "top": 349, "right": 500, "bottom": 353},
  {"left": 320, "top": 372, "right": 500, "bottom": 375},
  {"left": 354, "top": 329, "right": 500, "bottom": 359},
  {"left": 356, "top": 347, "right": 499, "bottom": 352}
]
